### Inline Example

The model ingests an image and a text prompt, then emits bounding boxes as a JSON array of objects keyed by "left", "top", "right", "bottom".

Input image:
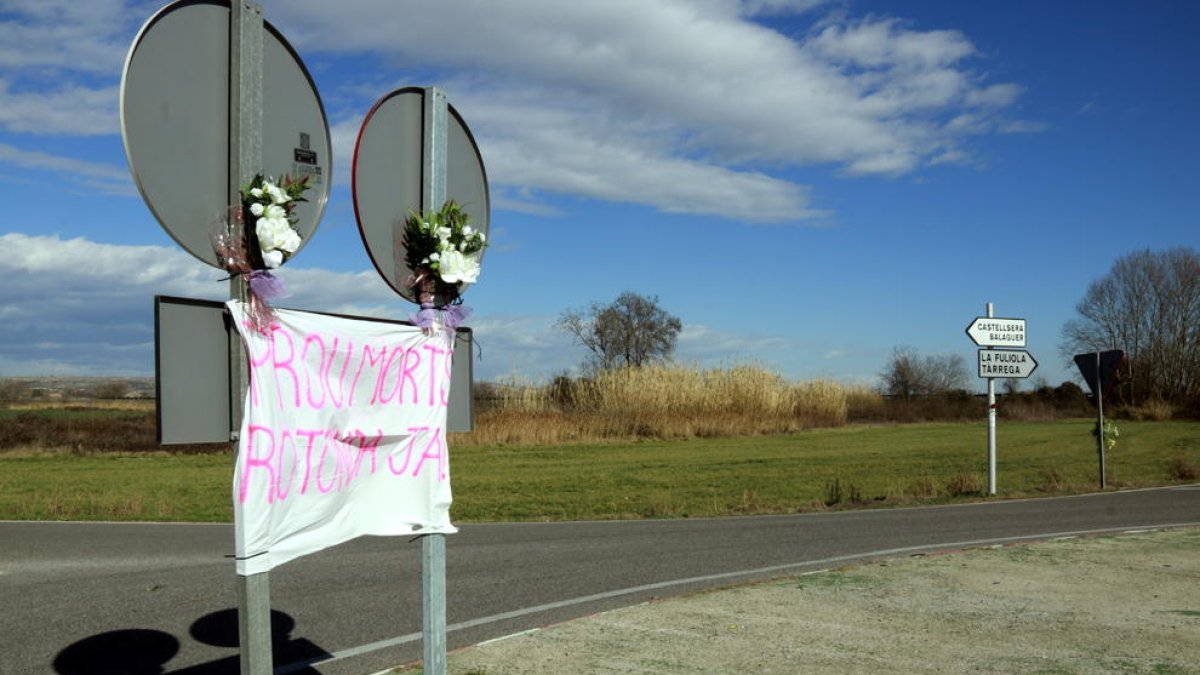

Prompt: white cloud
[
  {"left": 462, "top": 89, "right": 819, "bottom": 220},
  {"left": 0, "top": 234, "right": 380, "bottom": 374},
  {"left": 465, "top": 314, "right": 580, "bottom": 381},
  {"left": 739, "top": 0, "right": 829, "bottom": 16},
  {"left": 265, "top": 0, "right": 1029, "bottom": 222},
  {"left": 0, "top": 233, "right": 574, "bottom": 380},
  {"left": 677, "top": 323, "right": 791, "bottom": 364},
  {"left": 806, "top": 17, "right": 975, "bottom": 69},
  {"left": 965, "top": 82, "right": 1023, "bottom": 108},
  {"left": 0, "top": 142, "right": 133, "bottom": 195},
  {"left": 0, "top": 0, "right": 139, "bottom": 75},
  {"left": 0, "top": 80, "right": 119, "bottom": 135},
  {"left": 0, "top": 1, "right": 1034, "bottom": 224}
]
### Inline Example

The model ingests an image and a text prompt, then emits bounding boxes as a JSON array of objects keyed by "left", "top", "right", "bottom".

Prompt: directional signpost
[{"left": 965, "top": 305, "right": 1036, "bottom": 496}]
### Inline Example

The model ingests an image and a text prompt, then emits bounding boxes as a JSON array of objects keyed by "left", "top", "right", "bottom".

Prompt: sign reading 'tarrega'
[{"left": 978, "top": 349, "right": 1038, "bottom": 379}]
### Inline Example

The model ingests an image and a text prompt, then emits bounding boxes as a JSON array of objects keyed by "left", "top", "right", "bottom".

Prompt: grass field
[{"left": 2, "top": 419, "right": 1196, "bottom": 522}]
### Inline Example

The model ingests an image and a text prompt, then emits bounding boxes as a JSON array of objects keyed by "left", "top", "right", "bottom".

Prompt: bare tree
[
  {"left": 1060, "top": 247, "right": 1200, "bottom": 405},
  {"left": 557, "top": 292, "right": 682, "bottom": 370},
  {"left": 924, "top": 353, "right": 969, "bottom": 394},
  {"left": 0, "top": 378, "right": 28, "bottom": 404},
  {"left": 881, "top": 347, "right": 968, "bottom": 399},
  {"left": 92, "top": 381, "right": 130, "bottom": 400}
]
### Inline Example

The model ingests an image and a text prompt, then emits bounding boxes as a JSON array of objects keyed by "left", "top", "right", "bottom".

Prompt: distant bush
[
  {"left": 999, "top": 382, "right": 1096, "bottom": 421},
  {"left": 0, "top": 410, "right": 224, "bottom": 455},
  {"left": 0, "top": 379, "right": 29, "bottom": 404},
  {"left": 1122, "top": 399, "right": 1176, "bottom": 421},
  {"left": 92, "top": 382, "right": 131, "bottom": 400}
]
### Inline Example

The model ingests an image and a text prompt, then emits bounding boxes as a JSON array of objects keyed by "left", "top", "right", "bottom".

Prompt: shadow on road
[{"left": 53, "top": 609, "right": 330, "bottom": 674}]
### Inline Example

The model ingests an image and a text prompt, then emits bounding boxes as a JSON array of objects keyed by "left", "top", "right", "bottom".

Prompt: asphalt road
[{"left": 3, "top": 486, "right": 1198, "bottom": 675}]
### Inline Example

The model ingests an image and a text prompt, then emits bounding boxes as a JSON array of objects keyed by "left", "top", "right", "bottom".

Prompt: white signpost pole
[
  {"left": 1095, "top": 351, "right": 1107, "bottom": 489},
  {"left": 229, "top": 2, "right": 272, "bottom": 673},
  {"left": 421, "top": 86, "right": 450, "bottom": 675},
  {"left": 985, "top": 303, "right": 997, "bottom": 496}
]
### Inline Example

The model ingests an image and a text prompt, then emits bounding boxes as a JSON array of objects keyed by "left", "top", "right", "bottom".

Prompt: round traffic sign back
[
  {"left": 352, "top": 87, "right": 489, "bottom": 303},
  {"left": 120, "top": 0, "right": 331, "bottom": 268}
]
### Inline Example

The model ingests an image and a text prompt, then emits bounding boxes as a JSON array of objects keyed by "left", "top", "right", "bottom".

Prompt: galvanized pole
[
  {"left": 420, "top": 86, "right": 450, "bottom": 675},
  {"left": 1096, "top": 351, "right": 1107, "bottom": 489},
  {"left": 986, "top": 302, "right": 997, "bottom": 496},
  {"left": 230, "top": 2, "right": 272, "bottom": 673}
]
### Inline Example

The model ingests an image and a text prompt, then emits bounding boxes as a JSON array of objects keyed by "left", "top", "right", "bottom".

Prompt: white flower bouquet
[
  {"left": 402, "top": 200, "right": 486, "bottom": 330},
  {"left": 240, "top": 174, "right": 309, "bottom": 269},
  {"left": 211, "top": 173, "right": 311, "bottom": 333}
]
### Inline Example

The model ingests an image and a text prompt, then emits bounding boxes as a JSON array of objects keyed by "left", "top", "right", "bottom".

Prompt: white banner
[{"left": 227, "top": 301, "right": 456, "bottom": 575}]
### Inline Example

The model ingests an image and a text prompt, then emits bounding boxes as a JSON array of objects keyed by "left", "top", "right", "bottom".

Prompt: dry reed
[{"left": 452, "top": 365, "right": 869, "bottom": 447}]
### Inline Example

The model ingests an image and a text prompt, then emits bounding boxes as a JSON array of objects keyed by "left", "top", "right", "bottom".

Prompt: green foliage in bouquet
[{"left": 402, "top": 199, "right": 487, "bottom": 302}]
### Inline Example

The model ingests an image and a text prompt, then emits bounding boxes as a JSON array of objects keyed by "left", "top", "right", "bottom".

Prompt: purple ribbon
[
  {"left": 411, "top": 304, "right": 472, "bottom": 331},
  {"left": 248, "top": 270, "right": 288, "bottom": 301}
]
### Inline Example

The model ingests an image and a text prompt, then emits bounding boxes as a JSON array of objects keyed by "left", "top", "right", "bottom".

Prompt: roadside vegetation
[{"left": 2, "top": 367, "right": 1197, "bottom": 523}]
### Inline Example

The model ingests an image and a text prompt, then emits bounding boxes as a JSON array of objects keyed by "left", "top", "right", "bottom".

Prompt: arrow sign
[
  {"left": 965, "top": 317, "right": 1026, "bottom": 347},
  {"left": 978, "top": 349, "right": 1038, "bottom": 379}
]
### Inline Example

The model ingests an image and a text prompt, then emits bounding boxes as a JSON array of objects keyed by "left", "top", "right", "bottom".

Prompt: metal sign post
[
  {"left": 229, "top": 2, "right": 272, "bottom": 673},
  {"left": 124, "top": 0, "right": 331, "bottom": 670},
  {"left": 352, "top": 86, "right": 489, "bottom": 675},
  {"left": 1072, "top": 349, "right": 1123, "bottom": 489},
  {"left": 420, "top": 87, "right": 450, "bottom": 675},
  {"left": 1095, "top": 351, "right": 1107, "bottom": 489},
  {"left": 985, "top": 304, "right": 997, "bottom": 495},
  {"left": 965, "top": 306, "right": 1036, "bottom": 497}
]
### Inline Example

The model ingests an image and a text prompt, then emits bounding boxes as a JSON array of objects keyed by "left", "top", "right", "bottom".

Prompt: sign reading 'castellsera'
[{"left": 965, "top": 317, "right": 1026, "bottom": 348}]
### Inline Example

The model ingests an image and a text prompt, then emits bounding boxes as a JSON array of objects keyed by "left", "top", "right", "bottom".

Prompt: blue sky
[{"left": 0, "top": 0, "right": 1196, "bottom": 391}]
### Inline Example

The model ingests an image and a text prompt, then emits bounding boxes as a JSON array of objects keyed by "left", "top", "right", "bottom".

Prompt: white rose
[
  {"left": 256, "top": 220, "right": 277, "bottom": 251},
  {"left": 438, "top": 250, "right": 480, "bottom": 284},
  {"left": 266, "top": 183, "right": 288, "bottom": 205},
  {"left": 250, "top": 187, "right": 263, "bottom": 198},
  {"left": 250, "top": 202, "right": 264, "bottom": 217},
  {"left": 436, "top": 226, "right": 452, "bottom": 240},
  {"left": 264, "top": 204, "right": 286, "bottom": 220},
  {"left": 262, "top": 249, "right": 284, "bottom": 268},
  {"left": 463, "top": 225, "right": 475, "bottom": 237},
  {"left": 256, "top": 216, "right": 290, "bottom": 251},
  {"left": 278, "top": 228, "right": 302, "bottom": 254}
]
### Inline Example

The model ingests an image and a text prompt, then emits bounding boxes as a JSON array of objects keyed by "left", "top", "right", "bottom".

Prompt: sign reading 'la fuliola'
[{"left": 978, "top": 349, "right": 1038, "bottom": 379}]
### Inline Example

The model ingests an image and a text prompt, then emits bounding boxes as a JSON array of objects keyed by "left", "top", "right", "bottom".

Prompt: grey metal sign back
[
  {"left": 352, "top": 87, "right": 489, "bottom": 301},
  {"left": 120, "top": 0, "right": 331, "bottom": 268}
]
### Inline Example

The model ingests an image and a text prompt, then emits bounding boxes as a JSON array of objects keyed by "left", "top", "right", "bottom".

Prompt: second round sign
[{"left": 352, "top": 87, "right": 489, "bottom": 304}]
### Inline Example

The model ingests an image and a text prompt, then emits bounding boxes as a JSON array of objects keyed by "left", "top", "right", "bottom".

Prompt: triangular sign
[{"left": 1073, "top": 350, "right": 1125, "bottom": 399}]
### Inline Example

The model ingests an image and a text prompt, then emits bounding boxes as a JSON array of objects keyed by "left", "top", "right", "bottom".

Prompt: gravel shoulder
[{"left": 433, "top": 527, "right": 1200, "bottom": 674}]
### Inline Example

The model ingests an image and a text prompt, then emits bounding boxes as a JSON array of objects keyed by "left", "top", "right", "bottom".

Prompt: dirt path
[{"left": 433, "top": 527, "right": 1200, "bottom": 674}]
